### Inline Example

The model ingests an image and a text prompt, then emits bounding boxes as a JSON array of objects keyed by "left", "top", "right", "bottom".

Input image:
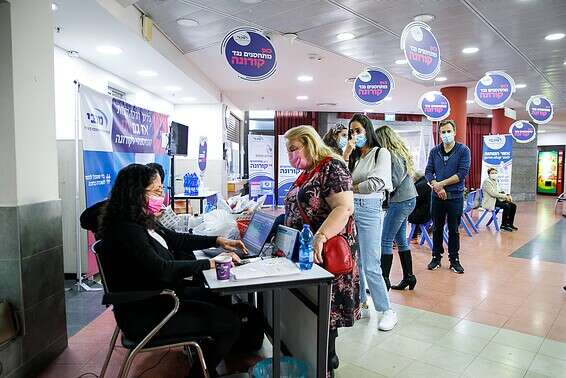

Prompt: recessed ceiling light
[
  {"left": 384, "top": 97, "right": 392, "bottom": 101},
  {"left": 487, "top": 114, "right": 493, "bottom": 118},
  {"left": 435, "top": 76, "right": 447, "bottom": 82},
  {"left": 545, "top": 33, "right": 565, "bottom": 41},
  {"left": 462, "top": 47, "right": 479, "bottom": 54},
  {"left": 466, "top": 100, "right": 474, "bottom": 104},
  {"left": 165, "top": 85, "right": 182, "bottom": 92},
  {"left": 336, "top": 32, "right": 355, "bottom": 41},
  {"left": 395, "top": 59, "right": 408, "bottom": 65},
  {"left": 317, "top": 102, "right": 337, "bottom": 107},
  {"left": 51, "top": 2, "right": 58, "bottom": 11},
  {"left": 413, "top": 14, "right": 435, "bottom": 23},
  {"left": 176, "top": 18, "right": 199, "bottom": 27},
  {"left": 564, "top": 61, "right": 566, "bottom": 65},
  {"left": 296, "top": 95, "right": 308, "bottom": 100},
  {"left": 96, "top": 45, "right": 123, "bottom": 55},
  {"left": 297, "top": 75, "right": 313, "bottom": 82},
  {"left": 516, "top": 83, "right": 527, "bottom": 89},
  {"left": 240, "top": 0, "right": 264, "bottom": 3},
  {"left": 137, "top": 70, "right": 158, "bottom": 77},
  {"left": 181, "top": 97, "right": 196, "bottom": 102}
]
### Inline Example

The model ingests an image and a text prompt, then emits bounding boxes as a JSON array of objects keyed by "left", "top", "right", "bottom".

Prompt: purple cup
[{"left": 214, "top": 254, "right": 232, "bottom": 281}]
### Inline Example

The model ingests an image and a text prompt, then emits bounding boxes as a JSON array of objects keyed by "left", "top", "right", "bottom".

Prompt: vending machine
[{"left": 537, "top": 145, "right": 564, "bottom": 195}]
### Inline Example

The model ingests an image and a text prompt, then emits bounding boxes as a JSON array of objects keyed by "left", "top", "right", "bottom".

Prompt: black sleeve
[
  {"left": 158, "top": 226, "right": 218, "bottom": 253},
  {"left": 80, "top": 200, "right": 107, "bottom": 233},
  {"left": 116, "top": 223, "right": 211, "bottom": 285}
]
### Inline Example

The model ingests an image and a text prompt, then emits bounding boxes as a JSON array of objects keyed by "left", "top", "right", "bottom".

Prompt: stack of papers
[{"left": 232, "top": 258, "right": 300, "bottom": 281}]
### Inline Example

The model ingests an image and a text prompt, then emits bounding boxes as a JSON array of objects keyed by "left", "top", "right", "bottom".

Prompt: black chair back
[{"left": 92, "top": 240, "right": 111, "bottom": 296}]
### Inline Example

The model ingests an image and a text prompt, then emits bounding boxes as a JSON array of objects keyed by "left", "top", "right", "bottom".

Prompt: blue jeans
[
  {"left": 381, "top": 198, "right": 417, "bottom": 255},
  {"left": 431, "top": 196, "right": 464, "bottom": 260},
  {"left": 354, "top": 197, "right": 391, "bottom": 312}
]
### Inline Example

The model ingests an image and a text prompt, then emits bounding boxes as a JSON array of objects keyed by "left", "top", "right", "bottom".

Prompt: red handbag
[{"left": 293, "top": 158, "right": 354, "bottom": 276}]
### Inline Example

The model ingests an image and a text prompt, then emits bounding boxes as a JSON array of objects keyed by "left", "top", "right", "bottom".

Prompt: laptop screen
[
  {"left": 275, "top": 225, "right": 299, "bottom": 259},
  {"left": 242, "top": 211, "right": 276, "bottom": 256}
]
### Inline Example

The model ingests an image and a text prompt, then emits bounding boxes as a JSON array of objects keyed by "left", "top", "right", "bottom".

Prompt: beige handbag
[{"left": 0, "top": 299, "right": 19, "bottom": 348}]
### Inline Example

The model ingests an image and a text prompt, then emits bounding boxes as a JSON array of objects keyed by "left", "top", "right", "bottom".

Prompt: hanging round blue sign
[
  {"left": 474, "top": 71, "right": 515, "bottom": 109},
  {"left": 400, "top": 21, "right": 441, "bottom": 80},
  {"left": 418, "top": 91, "right": 451, "bottom": 121},
  {"left": 509, "top": 120, "right": 536, "bottom": 144},
  {"left": 526, "top": 95, "right": 553, "bottom": 125},
  {"left": 221, "top": 28, "right": 277, "bottom": 81},
  {"left": 353, "top": 68, "right": 394, "bottom": 105}
]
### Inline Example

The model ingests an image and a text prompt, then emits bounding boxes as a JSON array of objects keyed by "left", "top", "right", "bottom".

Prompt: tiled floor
[
  {"left": 41, "top": 197, "right": 566, "bottom": 377},
  {"left": 64, "top": 280, "right": 105, "bottom": 336}
]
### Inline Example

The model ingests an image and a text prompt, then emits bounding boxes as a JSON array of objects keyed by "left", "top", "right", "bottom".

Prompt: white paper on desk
[{"left": 232, "top": 258, "right": 300, "bottom": 280}]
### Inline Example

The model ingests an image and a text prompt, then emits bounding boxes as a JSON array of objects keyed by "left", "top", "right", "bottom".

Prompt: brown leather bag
[{"left": 0, "top": 300, "right": 19, "bottom": 349}]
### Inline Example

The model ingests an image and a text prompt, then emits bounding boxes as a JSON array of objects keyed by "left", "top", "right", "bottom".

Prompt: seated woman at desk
[
  {"left": 283, "top": 126, "right": 359, "bottom": 378},
  {"left": 99, "top": 163, "right": 245, "bottom": 377}
]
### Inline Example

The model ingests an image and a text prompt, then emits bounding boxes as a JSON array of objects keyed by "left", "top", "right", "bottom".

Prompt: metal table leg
[
  {"left": 317, "top": 283, "right": 331, "bottom": 377},
  {"left": 273, "top": 288, "right": 281, "bottom": 377}
]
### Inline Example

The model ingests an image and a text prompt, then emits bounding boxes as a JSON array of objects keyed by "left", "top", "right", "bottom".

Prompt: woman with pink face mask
[
  {"left": 99, "top": 164, "right": 245, "bottom": 378},
  {"left": 283, "top": 125, "right": 359, "bottom": 378}
]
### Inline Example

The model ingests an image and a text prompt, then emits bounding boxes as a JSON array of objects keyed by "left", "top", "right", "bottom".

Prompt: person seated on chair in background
[
  {"left": 408, "top": 171, "right": 432, "bottom": 241},
  {"left": 481, "top": 167, "right": 518, "bottom": 232},
  {"left": 99, "top": 163, "right": 244, "bottom": 378},
  {"left": 322, "top": 123, "right": 348, "bottom": 156}
]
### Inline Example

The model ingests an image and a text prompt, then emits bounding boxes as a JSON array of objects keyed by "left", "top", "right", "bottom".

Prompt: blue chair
[
  {"left": 442, "top": 190, "right": 479, "bottom": 241},
  {"left": 408, "top": 220, "right": 434, "bottom": 250},
  {"left": 474, "top": 189, "right": 502, "bottom": 232}
]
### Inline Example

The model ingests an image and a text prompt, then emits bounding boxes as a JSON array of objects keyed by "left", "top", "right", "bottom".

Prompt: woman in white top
[{"left": 344, "top": 113, "right": 397, "bottom": 331}]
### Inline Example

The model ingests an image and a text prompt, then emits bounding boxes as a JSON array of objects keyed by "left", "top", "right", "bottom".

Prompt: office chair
[{"left": 92, "top": 240, "right": 211, "bottom": 378}]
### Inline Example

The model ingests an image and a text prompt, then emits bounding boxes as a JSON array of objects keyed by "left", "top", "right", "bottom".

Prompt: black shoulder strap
[{"left": 374, "top": 147, "right": 381, "bottom": 164}]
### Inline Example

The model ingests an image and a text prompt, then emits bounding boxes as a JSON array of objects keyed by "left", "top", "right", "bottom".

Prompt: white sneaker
[
  {"left": 378, "top": 310, "right": 398, "bottom": 331},
  {"left": 360, "top": 302, "right": 371, "bottom": 319}
]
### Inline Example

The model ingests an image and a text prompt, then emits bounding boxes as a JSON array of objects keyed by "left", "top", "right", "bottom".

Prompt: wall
[
  {"left": 538, "top": 132, "right": 566, "bottom": 147},
  {"left": 172, "top": 104, "right": 227, "bottom": 198}
]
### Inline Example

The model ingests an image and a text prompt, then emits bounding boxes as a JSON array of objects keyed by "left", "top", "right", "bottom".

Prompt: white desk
[
  {"left": 195, "top": 251, "right": 334, "bottom": 377},
  {"left": 173, "top": 191, "right": 218, "bottom": 214}
]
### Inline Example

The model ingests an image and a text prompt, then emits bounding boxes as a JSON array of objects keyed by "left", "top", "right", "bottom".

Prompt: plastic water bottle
[
  {"left": 183, "top": 173, "right": 190, "bottom": 195},
  {"left": 298, "top": 225, "right": 314, "bottom": 271}
]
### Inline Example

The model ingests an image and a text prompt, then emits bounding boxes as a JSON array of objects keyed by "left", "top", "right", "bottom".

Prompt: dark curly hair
[
  {"left": 99, "top": 164, "right": 159, "bottom": 238},
  {"left": 322, "top": 124, "right": 347, "bottom": 156},
  {"left": 347, "top": 113, "right": 380, "bottom": 172}
]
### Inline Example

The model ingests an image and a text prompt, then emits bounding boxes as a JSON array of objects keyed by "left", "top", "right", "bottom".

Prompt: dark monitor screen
[{"left": 170, "top": 121, "right": 188, "bottom": 156}]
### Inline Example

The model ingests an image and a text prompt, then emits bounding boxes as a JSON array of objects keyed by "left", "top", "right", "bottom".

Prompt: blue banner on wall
[
  {"left": 248, "top": 134, "right": 275, "bottom": 205},
  {"left": 509, "top": 120, "right": 536, "bottom": 144},
  {"left": 474, "top": 71, "right": 516, "bottom": 109},
  {"left": 526, "top": 95, "right": 554, "bottom": 125},
  {"left": 481, "top": 134, "right": 513, "bottom": 195},
  {"left": 352, "top": 68, "right": 394, "bottom": 105},
  {"left": 222, "top": 27, "right": 277, "bottom": 81},
  {"left": 418, "top": 91, "right": 450, "bottom": 121},
  {"left": 400, "top": 21, "right": 441, "bottom": 80}
]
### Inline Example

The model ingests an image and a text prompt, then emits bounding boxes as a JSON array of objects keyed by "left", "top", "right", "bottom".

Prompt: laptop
[
  {"left": 202, "top": 211, "right": 276, "bottom": 259},
  {"left": 274, "top": 225, "right": 300, "bottom": 261}
]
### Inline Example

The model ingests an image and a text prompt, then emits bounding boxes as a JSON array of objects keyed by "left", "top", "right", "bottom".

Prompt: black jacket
[
  {"left": 80, "top": 200, "right": 107, "bottom": 235},
  {"left": 101, "top": 221, "right": 216, "bottom": 293},
  {"left": 408, "top": 177, "right": 432, "bottom": 225}
]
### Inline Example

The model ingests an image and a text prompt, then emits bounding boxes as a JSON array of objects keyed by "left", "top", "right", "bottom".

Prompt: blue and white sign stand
[
  {"left": 352, "top": 68, "right": 394, "bottom": 105},
  {"left": 418, "top": 91, "right": 450, "bottom": 121},
  {"left": 474, "top": 71, "right": 516, "bottom": 109},
  {"left": 198, "top": 136, "right": 208, "bottom": 191},
  {"left": 222, "top": 27, "right": 277, "bottom": 81},
  {"left": 481, "top": 134, "right": 513, "bottom": 195},
  {"left": 400, "top": 21, "right": 441, "bottom": 80},
  {"left": 526, "top": 95, "right": 554, "bottom": 125}
]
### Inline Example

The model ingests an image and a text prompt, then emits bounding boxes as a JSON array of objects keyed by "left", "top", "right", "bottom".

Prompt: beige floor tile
[
  {"left": 479, "top": 342, "right": 536, "bottom": 370},
  {"left": 492, "top": 328, "right": 544, "bottom": 352},
  {"left": 336, "top": 339, "right": 379, "bottom": 364},
  {"left": 414, "top": 345, "right": 475, "bottom": 373},
  {"left": 528, "top": 354, "right": 566, "bottom": 377},
  {"left": 335, "top": 363, "right": 387, "bottom": 378},
  {"left": 353, "top": 348, "right": 413, "bottom": 377},
  {"left": 433, "top": 331, "right": 490, "bottom": 354},
  {"left": 395, "top": 360, "right": 458, "bottom": 378},
  {"left": 453, "top": 319, "right": 499, "bottom": 340},
  {"left": 375, "top": 334, "right": 432, "bottom": 360},
  {"left": 462, "top": 358, "right": 526, "bottom": 378},
  {"left": 396, "top": 323, "right": 450, "bottom": 343},
  {"left": 539, "top": 338, "right": 566, "bottom": 361}
]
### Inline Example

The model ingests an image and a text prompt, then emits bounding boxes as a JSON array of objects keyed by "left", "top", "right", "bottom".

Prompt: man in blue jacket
[{"left": 425, "top": 120, "right": 471, "bottom": 274}]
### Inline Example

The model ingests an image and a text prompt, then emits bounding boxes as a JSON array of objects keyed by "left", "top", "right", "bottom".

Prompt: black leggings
[
  {"left": 115, "top": 288, "right": 240, "bottom": 377},
  {"left": 495, "top": 200, "right": 517, "bottom": 226}
]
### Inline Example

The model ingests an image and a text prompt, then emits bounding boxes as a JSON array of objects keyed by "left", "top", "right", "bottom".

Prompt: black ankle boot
[
  {"left": 392, "top": 250, "right": 417, "bottom": 290},
  {"left": 330, "top": 354, "right": 339, "bottom": 370},
  {"left": 381, "top": 254, "right": 393, "bottom": 291}
]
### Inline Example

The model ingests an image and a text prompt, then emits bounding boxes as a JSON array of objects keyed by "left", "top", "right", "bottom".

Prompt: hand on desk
[{"left": 216, "top": 237, "right": 248, "bottom": 255}]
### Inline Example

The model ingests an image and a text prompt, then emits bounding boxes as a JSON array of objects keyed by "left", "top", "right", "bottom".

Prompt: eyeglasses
[
  {"left": 146, "top": 185, "right": 164, "bottom": 195},
  {"left": 287, "top": 144, "right": 304, "bottom": 153}
]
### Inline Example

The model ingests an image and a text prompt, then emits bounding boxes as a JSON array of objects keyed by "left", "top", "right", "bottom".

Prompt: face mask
[
  {"left": 289, "top": 150, "right": 309, "bottom": 170},
  {"left": 441, "top": 132, "right": 455, "bottom": 145},
  {"left": 147, "top": 195, "right": 165, "bottom": 215},
  {"left": 355, "top": 134, "right": 367, "bottom": 148},
  {"left": 489, "top": 174, "right": 498, "bottom": 180},
  {"left": 337, "top": 137, "right": 348, "bottom": 150}
]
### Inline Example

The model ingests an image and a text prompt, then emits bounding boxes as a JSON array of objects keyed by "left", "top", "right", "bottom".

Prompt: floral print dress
[{"left": 284, "top": 158, "right": 360, "bottom": 329}]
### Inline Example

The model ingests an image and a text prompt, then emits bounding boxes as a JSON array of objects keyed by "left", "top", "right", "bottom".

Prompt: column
[
  {"left": 491, "top": 108, "right": 514, "bottom": 135},
  {"left": 440, "top": 86, "right": 468, "bottom": 144},
  {"left": 0, "top": 0, "right": 66, "bottom": 376}
]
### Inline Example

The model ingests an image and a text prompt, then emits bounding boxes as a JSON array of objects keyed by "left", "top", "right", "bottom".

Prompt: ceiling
[
  {"left": 132, "top": 0, "right": 566, "bottom": 131},
  {"left": 52, "top": 0, "right": 218, "bottom": 105}
]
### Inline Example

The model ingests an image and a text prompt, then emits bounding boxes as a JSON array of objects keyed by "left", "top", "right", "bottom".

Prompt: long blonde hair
[
  {"left": 284, "top": 125, "right": 342, "bottom": 166},
  {"left": 375, "top": 125, "right": 415, "bottom": 176}
]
